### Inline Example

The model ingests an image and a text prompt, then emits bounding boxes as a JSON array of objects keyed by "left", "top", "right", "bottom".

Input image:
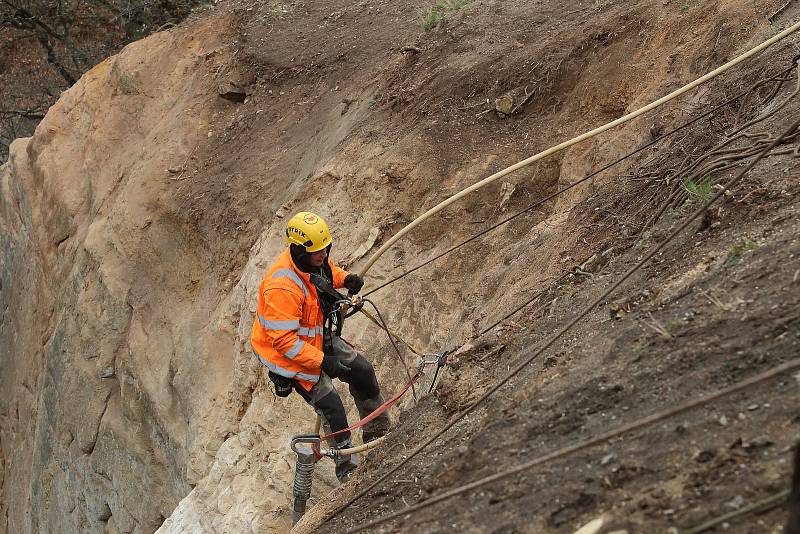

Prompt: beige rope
[
  {"left": 328, "top": 17, "right": 800, "bottom": 472},
  {"left": 359, "top": 19, "right": 800, "bottom": 276}
]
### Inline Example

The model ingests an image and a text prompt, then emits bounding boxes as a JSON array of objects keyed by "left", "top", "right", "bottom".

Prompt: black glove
[
  {"left": 321, "top": 351, "right": 351, "bottom": 378},
  {"left": 267, "top": 371, "right": 293, "bottom": 397},
  {"left": 343, "top": 273, "right": 364, "bottom": 295}
]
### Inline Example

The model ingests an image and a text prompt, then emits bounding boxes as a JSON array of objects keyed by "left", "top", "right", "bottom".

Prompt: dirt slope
[
  {"left": 1, "top": 0, "right": 798, "bottom": 533},
  {"left": 313, "top": 102, "right": 800, "bottom": 532}
]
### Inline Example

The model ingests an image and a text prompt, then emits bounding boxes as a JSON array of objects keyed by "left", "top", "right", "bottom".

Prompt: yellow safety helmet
[{"left": 285, "top": 211, "right": 332, "bottom": 252}]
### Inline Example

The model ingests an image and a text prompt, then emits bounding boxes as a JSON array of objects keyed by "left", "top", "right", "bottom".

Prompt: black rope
[
  {"left": 363, "top": 62, "right": 797, "bottom": 298},
  {"left": 477, "top": 270, "right": 573, "bottom": 337},
  {"left": 362, "top": 298, "right": 418, "bottom": 401}
]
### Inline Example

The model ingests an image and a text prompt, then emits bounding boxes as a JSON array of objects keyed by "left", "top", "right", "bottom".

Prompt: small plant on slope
[
  {"left": 419, "top": 0, "right": 470, "bottom": 31},
  {"left": 681, "top": 178, "right": 713, "bottom": 209},
  {"left": 725, "top": 238, "right": 759, "bottom": 267},
  {"left": 118, "top": 74, "right": 136, "bottom": 95}
]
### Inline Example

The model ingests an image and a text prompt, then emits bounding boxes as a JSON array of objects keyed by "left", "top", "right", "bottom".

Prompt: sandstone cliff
[{"left": 2, "top": 0, "right": 795, "bottom": 533}]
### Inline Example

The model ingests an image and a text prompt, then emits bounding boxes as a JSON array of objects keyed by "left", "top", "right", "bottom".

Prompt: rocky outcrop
[
  {"left": 0, "top": 6, "right": 406, "bottom": 532},
  {"left": 2, "top": 0, "right": 783, "bottom": 532},
  {"left": 0, "top": 15, "right": 244, "bottom": 533}
]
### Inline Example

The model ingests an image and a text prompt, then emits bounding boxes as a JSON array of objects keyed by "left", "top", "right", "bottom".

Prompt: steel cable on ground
[
  {"left": 359, "top": 60, "right": 797, "bottom": 361},
  {"left": 643, "top": 61, "right": 800, "bottom": 232},
  {"left": 475, "top": 264, "right": 585, "bottom": 338},
  {"left": 330, "top": 58, "right": 800, "bottom": 478},
  {"left": 682, "top": 489, "right": 792, "bottom": 534},
  {"left": 323, "top": 116, "right": 800, "bottom": 528},
  {"left": 363, "top": 61, "right": 798, "bottom": 298},
  {"left": 349, "top": 358, "right": 800, "bottom": 533},
  {"left": 360, "top": 61, "right": 796, "bottom": 355},
  {"left": 357, "top": 19, "right": 800, "bottom": 278},
  {"left": 325, "top": 65, "right": 799, "bottom": 456},
  {"left": 351, "top": 62, "right": 799, "bottom": 414}
]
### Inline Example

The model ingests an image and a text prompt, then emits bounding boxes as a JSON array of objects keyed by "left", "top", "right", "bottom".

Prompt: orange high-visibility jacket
[{"left": 251, "top": 248, "right": 349, "bottom": 391}]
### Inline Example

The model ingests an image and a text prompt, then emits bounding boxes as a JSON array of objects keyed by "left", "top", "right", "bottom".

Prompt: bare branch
[
  {"left": 1, "top": 0, "right": 67, "bottom": 40},
  {"left": 0, "top": 108, "right": 47, "bottom": 119},
  {"left": 37, "top": 34, "right": 77, "bottom": 85}
]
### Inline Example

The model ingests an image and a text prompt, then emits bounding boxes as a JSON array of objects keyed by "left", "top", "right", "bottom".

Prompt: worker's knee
[
  {"left": 326, "top": 337, "right": 380, "bottom": 397},
  {"left": 348, "top": 354, "right": 375, "bottom": 376},
  {"left": 344, "top": 355, "right": 380, "bottom": 399},
  {"left": 312, "top": 390, "right": 350, "bottom": 442}
]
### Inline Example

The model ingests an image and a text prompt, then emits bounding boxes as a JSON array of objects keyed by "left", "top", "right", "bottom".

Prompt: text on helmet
[{"left": 287, "top": 227, "right": 308, "bottom": 238}]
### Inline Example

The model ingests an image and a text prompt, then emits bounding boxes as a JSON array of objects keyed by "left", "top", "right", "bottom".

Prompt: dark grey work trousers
[{"left": 293, "top": 336, "right": 385, "bottom": 446}]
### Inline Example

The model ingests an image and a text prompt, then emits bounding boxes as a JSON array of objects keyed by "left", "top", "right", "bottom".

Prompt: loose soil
[
  {"left": 269, "top": 2, "right": 800, "bottom": 531},
  {"left": 318, "top": 98, "right": 800, "bottom": 533}
]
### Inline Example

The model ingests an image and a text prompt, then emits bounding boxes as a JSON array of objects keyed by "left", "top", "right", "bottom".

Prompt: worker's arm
[
  {"left": 329, "top": 258, "right": 364, "bottom": 294},
  {"left": 329, "top": 258, "right": 349, "bottom": 289},
  {"left": 261, "top": 288, "right": 324, "bottom": 371}
]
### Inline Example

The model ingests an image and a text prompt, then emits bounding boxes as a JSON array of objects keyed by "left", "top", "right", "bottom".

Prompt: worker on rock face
[{"left": 250, "top": 211, "right": 390, "bottom": 482}]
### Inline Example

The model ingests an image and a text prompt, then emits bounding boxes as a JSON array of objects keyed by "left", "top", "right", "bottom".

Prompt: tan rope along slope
[
  {"left": 323, "top": 65, "right": 800, "bottom": 524},
  {"left": 358, "top": 18, "right": 800, "bottom": 277}
]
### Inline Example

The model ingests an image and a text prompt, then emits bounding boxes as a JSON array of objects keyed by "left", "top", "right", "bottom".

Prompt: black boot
[
  {"left": 354, "top": 393, "right": 391, "bottom": 443},
  {"left": 334, "top": 440, "right": 360, "bottom": 483}
]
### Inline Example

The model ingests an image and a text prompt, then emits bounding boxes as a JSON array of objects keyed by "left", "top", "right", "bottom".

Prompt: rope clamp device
[
  {"left": 336, "top": 295, "right": 364, "bottom": 318},
  {"left": 419, "top": 350, "right": 450, "bottom": 393},
  {"left": 418, "top": 351, "right": 448, "bottom": 371}
]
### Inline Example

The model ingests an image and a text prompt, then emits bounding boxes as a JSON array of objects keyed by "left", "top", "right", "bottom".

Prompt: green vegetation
[
  {"left": 558, "top": 278, "right": 579, "bottom": 302},
  {"left": 420, "top": 0, "right": 470, "bottom": 31},
  {"left": 725, "top": 238, "right": 758, "bottom": 267},
  {"left": 681, "top": 178, "right": 713, "bottom": 209},
  {"left": 118, "top": 75, "right": 136, "bottom": 95},
  {"left": 634, "top": 228, "right": 652, "bottom": 249}
]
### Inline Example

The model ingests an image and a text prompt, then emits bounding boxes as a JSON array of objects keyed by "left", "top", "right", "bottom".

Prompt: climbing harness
[
  {"left": 311, "top": 273, "right": 423, "bottom": 356},
  {"left": 310, "top": 273, "right": 360, "bottom": 336}
]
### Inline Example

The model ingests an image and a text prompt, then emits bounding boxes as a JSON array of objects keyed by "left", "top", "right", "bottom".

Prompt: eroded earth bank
[{"left": 2, "top": 1, "right": 799, "bottom": 533}]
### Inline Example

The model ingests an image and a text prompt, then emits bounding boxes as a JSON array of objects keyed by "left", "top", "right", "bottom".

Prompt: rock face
[
  {"left": 1, "top": 0, "right": 782, "bottom": 532},
  {"left": 0, "top": 7, "right": 393, "bottom": 532},
  {"left": 0, "top": 15, "right": 244, "bottom": 533}
]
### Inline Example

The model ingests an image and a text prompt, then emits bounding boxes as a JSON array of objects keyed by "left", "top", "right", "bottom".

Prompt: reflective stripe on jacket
[{"left": 251, "top": 248, "right": 348, "bottom": 391}]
